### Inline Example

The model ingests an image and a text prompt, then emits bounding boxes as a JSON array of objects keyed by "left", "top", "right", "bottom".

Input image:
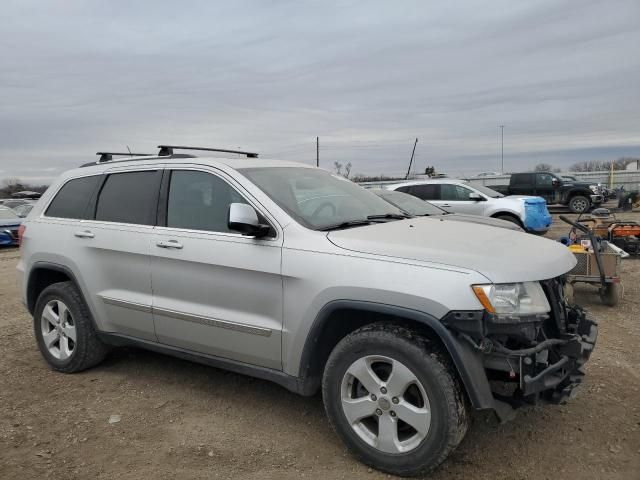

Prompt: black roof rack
[
  {"left": 96, "top": 151, "right": 154, "bottom": 162},
  {"left": 157, "top": 145, "right": 259, "bottom": 158}
]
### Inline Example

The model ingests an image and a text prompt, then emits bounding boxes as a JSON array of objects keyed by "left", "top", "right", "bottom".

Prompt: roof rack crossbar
[
  {"left": 96, "top": 152, "right": 154, "bottom": 162},
  {"left": 157, "top": 145, "right": 259, "bottom": 158}
]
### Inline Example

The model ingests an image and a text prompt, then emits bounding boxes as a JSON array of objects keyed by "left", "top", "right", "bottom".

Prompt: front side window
[
  {"left": 45, "top": 175, "right": 101, "bottom": 219},
  {"left": 95, "top": 171, "right": 160, "bottom": 225},
  {"left": 166, "top": 170, "right": 247, "bottom": 233},
  {"left": 536, "top": 173, "right": 555, "bottom": 186},
  {"left": 440, "top": 184, "right": 473, "bottom": 201}
]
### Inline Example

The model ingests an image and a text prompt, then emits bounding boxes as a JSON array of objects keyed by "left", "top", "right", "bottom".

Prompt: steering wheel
[{"left": 310, "top": 202, "right": 336, "bottom": 220}]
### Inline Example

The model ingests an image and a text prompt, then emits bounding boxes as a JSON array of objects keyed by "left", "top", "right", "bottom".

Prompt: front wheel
[
  {"left": 569, "top": 195, "right": 591, "bottom": 213},
  {"left": 322, "top": 324, "right": 469, "bottom": 477}
]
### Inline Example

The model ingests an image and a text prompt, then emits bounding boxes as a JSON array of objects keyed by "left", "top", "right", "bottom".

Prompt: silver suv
[{"left": 17, "top": 146, "right": 597, "bottom": 476}]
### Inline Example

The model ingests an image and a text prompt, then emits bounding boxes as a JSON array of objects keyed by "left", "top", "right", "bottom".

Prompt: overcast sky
[{"left": 1, "top": 0, "right": 639, "bottom": 184}]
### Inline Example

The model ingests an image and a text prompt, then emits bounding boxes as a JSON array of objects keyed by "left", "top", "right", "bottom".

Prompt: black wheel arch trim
[
  {"left": 27, "top": 262, "right": 88, "bottom": 315},
  {"left": 297, "top": 300, "right": 498, "bottom": 412}
]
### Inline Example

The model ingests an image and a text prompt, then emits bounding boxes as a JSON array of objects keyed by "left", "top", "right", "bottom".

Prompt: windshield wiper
[
  {"left": 366, "top": 213, "right": 411, "bottom": 221},
  {"left": 319, "top": 219, "right": 373, "bottom": 231}
]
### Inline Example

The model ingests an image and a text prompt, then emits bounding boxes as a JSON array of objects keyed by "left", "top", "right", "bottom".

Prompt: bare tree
[
  {"left": 333, "top": 161, "right": 343, "bottom": 176},
  {"left": 1, "top": 177, "right": 25, "bottom": 197},
  {"left": 344, "top": 162, "right": 352, "bottom": 179},
  {"left": 534, "top": 163, "right": 555, "bottom": 172},
  {"left": 569, "top": 157, "right": 639, "bottom": 172}
]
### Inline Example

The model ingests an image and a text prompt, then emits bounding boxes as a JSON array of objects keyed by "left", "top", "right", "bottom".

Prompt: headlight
[
  {"left": 472, "top": 282, "right": 550, "bottom": 321},
  {"left": 589, "top": 185, "right": 599, "bottom": 194}
]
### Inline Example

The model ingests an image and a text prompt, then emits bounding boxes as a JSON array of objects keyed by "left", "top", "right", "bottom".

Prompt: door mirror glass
[
  {"left": 468, "top": 192, "right": 484, "bottom": 201},
  {"left": 228, "top": 203, "right": 270, "bottom": 237}
]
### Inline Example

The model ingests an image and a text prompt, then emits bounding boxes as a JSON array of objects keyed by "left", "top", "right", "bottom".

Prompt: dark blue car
[{"left": 0, "top": 206, "right": 22, "bottom": 246}]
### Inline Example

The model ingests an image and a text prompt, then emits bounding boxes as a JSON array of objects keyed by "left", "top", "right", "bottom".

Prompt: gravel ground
[{"left": 1, "top": 212, "right": 639, "bottom": 479}]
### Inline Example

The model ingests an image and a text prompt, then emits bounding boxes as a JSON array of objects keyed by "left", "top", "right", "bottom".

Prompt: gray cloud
[{"left": 1, "top": 0, "right": 639, "bottom": 183}]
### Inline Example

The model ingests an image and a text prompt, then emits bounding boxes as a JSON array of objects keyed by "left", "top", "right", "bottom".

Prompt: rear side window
[
  {"left": 409, "top": 184, "right": 438, "bottom": 200},
  {"left": 166, "top": 170, "right": 247, "bottom": 233},
  {"left": 95, "top": 171, "right": 160, "bottom": 225},
  {"left": 45, "top": 175, "right": 101, "bottom": 219},
  {"left": 511, "top": 173, "right": 533, "bottom": 186}
]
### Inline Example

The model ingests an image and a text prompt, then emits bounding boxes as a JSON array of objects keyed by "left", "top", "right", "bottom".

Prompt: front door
[
  {"left": 432, "top": 183, "right": 486, "bottom": 215},
  {"left": 534, "top": 173, "right": 557, "bottom": 204},
  {"left": 150, "top": 167, "right": 283, "bottom": 369}
]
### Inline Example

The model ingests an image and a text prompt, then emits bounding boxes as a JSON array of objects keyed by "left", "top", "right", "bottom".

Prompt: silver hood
[
  {"left": 327, "top": 216, "right": 576, "bottom": 283},
  {"left": 440, "top": 213, "right": 522, "bottom": 231}
]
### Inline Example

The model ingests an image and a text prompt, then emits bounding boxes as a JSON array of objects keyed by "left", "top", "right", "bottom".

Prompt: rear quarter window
[{"left": 45, "top": 175, "right": 102, "bottom": 219}]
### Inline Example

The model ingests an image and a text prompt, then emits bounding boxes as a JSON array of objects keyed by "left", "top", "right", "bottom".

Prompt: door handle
[
  {"left": 441, "top": 204, "right": 452, "bottom": 208},
  {"left": 156, "top": 240, "right": 183, "bottom": 249},
  {"left": 74, "top": 230, "right": 95, "bottom": 239}
]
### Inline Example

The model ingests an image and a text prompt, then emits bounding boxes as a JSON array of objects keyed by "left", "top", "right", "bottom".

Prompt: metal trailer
[{"left": 560, "top": 215, "right": 623, "bottom": 306}]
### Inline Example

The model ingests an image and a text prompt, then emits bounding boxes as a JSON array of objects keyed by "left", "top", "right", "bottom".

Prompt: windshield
[
  {"left": 0, "top": 207, "right": 18, "bottom": 220},
  {"left": 240, "top": 167, "right": 404, "bottom": 230},
  {"left": 470, "top": 184, "right": 503, "bottom": 198},
  {"left": 372, "top": 190, "right": 445, "bottom": 216}
]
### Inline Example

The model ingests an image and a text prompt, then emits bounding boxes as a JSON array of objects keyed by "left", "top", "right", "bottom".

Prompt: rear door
[
  {"left": 150, "top": 166, "right": 283, "bottom": 369},
  {"left": 77, "top": 167, "right": 162, "bottom": 341},
  {"left": 509, "top": 173, "right": 534, "bottom": 196}
]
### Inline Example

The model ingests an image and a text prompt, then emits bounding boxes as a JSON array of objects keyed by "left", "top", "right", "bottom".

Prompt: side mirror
[
  {"left": 227, "top": 203, "right": 271, "bottom": 237},
  {"left": 552, "top": 178, "right": 559, "bottom": 186},
  {"left": 468, "top": 192, "right": 485, "bottom": 201}
]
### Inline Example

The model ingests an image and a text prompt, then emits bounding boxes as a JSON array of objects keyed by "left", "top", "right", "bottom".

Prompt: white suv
[
  {"left": 386, "top": 179, "right": 552, "bottom": 234},
  {"left": 17, "top": 146, "right": 596, "bottom": 476}
]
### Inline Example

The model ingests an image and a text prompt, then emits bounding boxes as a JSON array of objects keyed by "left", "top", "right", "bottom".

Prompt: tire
[
  {"left": 600, "top": 283, "right": 621, "bottom": 307},
  {"left": 33, "top": 281, "right": 109, "bottom": 373},
  {"left": 569, "top": 195, "right": 590, "bottom": 213},
  {"left": 322, "top": 324, "right": 469, "bottom": 477}
]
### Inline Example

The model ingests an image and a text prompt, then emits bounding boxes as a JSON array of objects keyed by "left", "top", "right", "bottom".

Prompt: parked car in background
[
  {"left": 370, "top": 188, "right": 522, "bottom": 231},
  {"left": 13, "top": 203, "right": 34, "bottom": 218},
  {"left": 0, "top": 198, "right": 32, "bottom": 210},
  {"left": 385, "top": 179, "right": 552, "bottom": 234},
  {"left": 0, "top": 206, "right": 22, "bottom": 246},
  {"left": 488, "top": 172, "right": 602, "bottom": 213},
  {"left": 473, "top": 171, "right": 501, "bottom": 177}
]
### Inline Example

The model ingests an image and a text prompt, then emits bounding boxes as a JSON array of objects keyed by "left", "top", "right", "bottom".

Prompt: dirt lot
[{"left": 1, "top": 212, "right": 639, "bottom": 479}]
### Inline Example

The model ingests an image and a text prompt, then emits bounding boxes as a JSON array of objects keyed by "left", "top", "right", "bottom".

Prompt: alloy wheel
[
  {"left": 41, "top": 299, "right": 76, "bottom": 360},
  {"left": 340, "top": 355, "right": 431, "bottom": 454}
]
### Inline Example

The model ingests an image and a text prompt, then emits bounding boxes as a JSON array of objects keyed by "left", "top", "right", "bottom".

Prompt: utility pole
[
  {"left": 316, "top": 137, "right": 319, "bottom": 167},
  {"left": 499, "top": 125, "right": 504, "bottom": 173},
  {"left": 405, "top": 138, "right": 419, "bottom": 179}
]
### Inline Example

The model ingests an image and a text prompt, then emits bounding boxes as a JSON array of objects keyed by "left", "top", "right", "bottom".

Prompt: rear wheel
[
  {"left": 34, "top": 281, "right": 109, "bottom": 373},
  {"left": 600, "top": 283, "right": 621, "bottom": 307},
  {"left": 322, "top": 324, "right": 468, "bottom": 477},
  {"left": 569, "top": 195, "right": 590, "bottom": 213}
]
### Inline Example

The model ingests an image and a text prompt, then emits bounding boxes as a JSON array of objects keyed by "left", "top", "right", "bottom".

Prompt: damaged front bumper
[
  {"left": 443, "top": 297, "right": 598, "bottom": 420},
  {"left": 515, "top": 307, "right": 597, "bottom": 403}
]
